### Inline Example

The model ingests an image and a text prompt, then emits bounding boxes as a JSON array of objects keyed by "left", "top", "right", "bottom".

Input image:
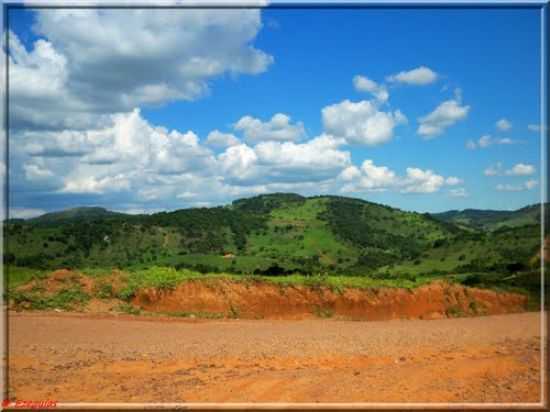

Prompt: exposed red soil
[
  {"left": 7, "top": 311, "right": 543, "bottom": 403},
  {"left": 133, "top": 279, "right": 528, "bottom": 320},
  {"left": 20, "top": 269, "right": 93, "bottom": 295}
]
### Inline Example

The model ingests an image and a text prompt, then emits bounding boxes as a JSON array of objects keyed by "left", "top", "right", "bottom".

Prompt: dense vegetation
[{"left": 4, "top": 194, "right": 545, "bottom": 291}]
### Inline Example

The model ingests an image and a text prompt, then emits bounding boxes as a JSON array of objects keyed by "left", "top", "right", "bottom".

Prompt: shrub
[
  {"left": 95, "top": 283, "right": 114, "bottom": 299},
  {"left": 10, "top": 287, "right": 90, "bottom": 310}
]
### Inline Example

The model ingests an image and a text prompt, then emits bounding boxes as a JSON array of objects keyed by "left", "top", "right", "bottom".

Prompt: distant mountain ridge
[
  {"left": 14, "top": 198, "right": 545, "bottom": 224},
  {"left": 430, "top": 203, "right": 546, "bottom": 231}
]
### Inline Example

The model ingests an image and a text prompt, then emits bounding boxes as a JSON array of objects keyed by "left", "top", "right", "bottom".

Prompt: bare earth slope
[{"left": 8, "top": 311, "right": 543, "bottom": 403}]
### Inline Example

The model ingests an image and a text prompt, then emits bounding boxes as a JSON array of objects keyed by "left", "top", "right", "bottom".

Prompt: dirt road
[{"left": 7, "top": 311, "right": 544, "bottom": 404}]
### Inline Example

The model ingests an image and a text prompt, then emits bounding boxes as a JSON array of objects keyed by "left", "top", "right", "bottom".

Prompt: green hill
[{"left": 3, "top": 194, "right": 543, "bottom": 278}]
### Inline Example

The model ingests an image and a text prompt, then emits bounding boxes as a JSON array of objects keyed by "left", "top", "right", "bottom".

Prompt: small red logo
[{"left": 2, "top": 399, "right": 57, "bottom": 409}]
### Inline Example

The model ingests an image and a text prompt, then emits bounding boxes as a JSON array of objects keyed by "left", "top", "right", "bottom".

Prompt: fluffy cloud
[
  {"left": 322, "top": 99, "right": 407, "bottom": 146},
  {"left": 339, "top": 166, "right": 361, "bottom": 182},
  {"left": 220, "top": 134, "right": 350, "bottom": 185},
  {"left": 417, "top": 97, "right": 470, "bottom": 138},
  {"left": 22, "top": 129, "right": 100, "bottom": 157},
  {"left": 352, "top": 75, "right": 389, "bottom": 102},
  {"left": 10, "top": 9, "right": 272, "bottom": 131},
  {"left": 205, "top": 130, "right": 241, "bottom": 148},
  {"left": 478, "top": 135, "right": 493, "bottom": 148},
  {"left": 496, "top": 118, "right": 512, "bottom": 131},
  {"left": 18, "top": 109, "right": 217, "bottom": 195},
  {"left": 218, "top": 144, "right": 260, "bottom": 183},
  {"left": 8, "top": 31, "right": 102, "bottom": 131},
  {"left": 61, "top": 174, "right": 131, "bottom": 194},
  {"left": 505, "top": 163, "right": 535, "bottom": 176},
  {"left": 401, "top": 168, "right": 445, "bottom": 193},
  {"left": 445, "top": 176, "right": 463, "bottom": 186},
  {"left": 449, "top": 188, "right": 468, "bottom": 197},
  {"left": 234, "top": 113, "right": 305, "bottom": 142},
  {"left": 465, "top": 135, "right": 519, "bottom": 149},
  {"left": 16, "top": 100, "right": 458, "bottom": 207},
  {"left": 386, "top": 66, "right": 438, "bottom": 85},
  {"left": 23, "top": 161, "right": 54, "bottom": 181},
  {"left": 339, "top": 159, "right": 459, "bottom": 194},
  {"left": 346, "top": 160, "right": 398, "bottom": 191},
  {"left": 484, "top": 162, "right": 535, "bottom": 177},
  {"left": 14, "top": 106, "right": 357, "bottom": 207},
  {"left": 496, "top": 180, "right": 538, "bottom": 192},
  {"left": 528, "top": 124, "right": 547, "bottom": 133}
]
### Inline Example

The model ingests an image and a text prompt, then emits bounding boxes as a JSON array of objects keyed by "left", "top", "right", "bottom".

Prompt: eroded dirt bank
[
  {"left": 8, "top": 312, "right": 543, "bottom": 403},
  {"left": 133, "top": 279, "right": 528, "bottom": 320}
]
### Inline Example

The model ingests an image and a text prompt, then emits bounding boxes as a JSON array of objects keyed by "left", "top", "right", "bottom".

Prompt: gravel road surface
[{"left": 8, "top": 311, "right": 544, "bottom": 403}]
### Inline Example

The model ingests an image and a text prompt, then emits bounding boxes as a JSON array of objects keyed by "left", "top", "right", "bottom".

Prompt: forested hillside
[{"left": 4, "top": 193, "right": 543, "bottom": 279}]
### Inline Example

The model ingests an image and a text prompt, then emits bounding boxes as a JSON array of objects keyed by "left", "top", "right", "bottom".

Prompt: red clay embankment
[{"left": 133, "top": 279, "right": 528, "bottom": 320}]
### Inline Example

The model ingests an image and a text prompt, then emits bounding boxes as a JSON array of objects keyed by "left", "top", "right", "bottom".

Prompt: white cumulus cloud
[
  {"left": 352, "top": 75, "right": 389, "bottom": 103},
  {"left": 10, "top": 9, "right": 273, "bottom": 131},
  {"left": 401, "top": 168, "right": 446, "bottom": 194},
  {"left": 339, "top": 160, "right": 459, "bottom": 195},
  {"left": 386, "top": 66, "right": 438, "bottom": 85},
  {"left": 496, "top": 180, "right": 538, "bottom": 192},
  {"left": 466, "top": 135, "right": 520, "bottom": 150},
  {"left": 220, "top": 134, "right": 350, "bottom": 185},
  {"left": 484, "top": 162, "right": 535, "bottom": 177},
  {"left": 449, "top": 188, "right": 468, "bottom": 197},
  {"left": 355, "top": 159, "right": 398, "bottom": 191},
  {"left": 445, "top": 176, "right": 462, "bottom": 186},
  {"left": 505, "top": 163, "right": 535, "bottom": 176},
  {"left": 496, "top": 118, "right": 512, "bottom": 131},
  {"left": 205, "top": 130, "right": 241, "bottom": 148},
  {"left": 234, "top": 113, "right": 305, "bottom": 142},
  {"left": 417, "top": 98, "right": 470, "bottom": 138},
  {"left": 322, "top": 99, "right": 407, "bottom": 146}
]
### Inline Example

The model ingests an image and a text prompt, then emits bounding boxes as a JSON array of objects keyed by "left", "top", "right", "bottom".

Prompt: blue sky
[{"left": 7, "top": 6, "right": 544, "bottom": 218}]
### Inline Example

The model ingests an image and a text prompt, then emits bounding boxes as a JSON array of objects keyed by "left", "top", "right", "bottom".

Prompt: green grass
[
  {"left": 10, "top": 286, "right": 90, "bottom": 310},
  {"left": 115, "top": 266, "right": 438, "bottom": 301},
  {"left": 246, "top": 198, "right": 359, "bottom": 269},
  {"left": 5, "top": 266, "right": 47, "bottom": 289},
  {"left": 94, "top": 282, "right": 115, "bottom": 299}
]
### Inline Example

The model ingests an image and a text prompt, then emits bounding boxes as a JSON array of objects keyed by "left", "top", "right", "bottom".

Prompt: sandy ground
[{"left": 7, "top": 311, "right": 544, "bottom": 404}]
